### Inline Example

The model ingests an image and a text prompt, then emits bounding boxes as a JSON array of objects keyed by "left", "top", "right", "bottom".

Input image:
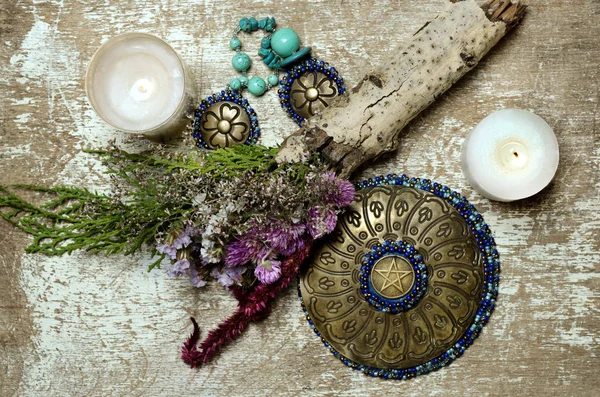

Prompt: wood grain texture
[{"left": 0, "top": 1, "right": 598, "bottom": 396}]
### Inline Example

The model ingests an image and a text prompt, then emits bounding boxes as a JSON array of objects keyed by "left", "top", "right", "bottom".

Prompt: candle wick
[{"left": 513, "top": 152, "right": 519, "bottom": 158}]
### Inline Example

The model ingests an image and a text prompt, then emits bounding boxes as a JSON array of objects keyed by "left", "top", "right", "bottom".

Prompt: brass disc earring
[{"left": 279, "top": 58, "right": 346, "bottom": 126}]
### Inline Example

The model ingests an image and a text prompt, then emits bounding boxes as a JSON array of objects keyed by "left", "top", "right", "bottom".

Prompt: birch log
[{"left": 276, "top": 0, "right": 527, "bottom": 177}]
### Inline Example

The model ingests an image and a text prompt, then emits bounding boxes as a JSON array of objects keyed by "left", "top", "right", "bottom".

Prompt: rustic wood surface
[{"left": 0, "top": 0, "right": 598, "bottom": 396}]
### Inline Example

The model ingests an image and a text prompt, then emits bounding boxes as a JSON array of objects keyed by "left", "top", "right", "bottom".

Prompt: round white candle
[
  {"left": 461, "top": 109, "right": 559, "bottom": 202},
  {"left": 86, "top": 32, "right": 196, "bottom": 138}
]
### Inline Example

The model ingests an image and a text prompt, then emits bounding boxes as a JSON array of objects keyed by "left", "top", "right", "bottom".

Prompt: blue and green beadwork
[
  {"left": 298, "top": 174, "right": 500, "bottom": 380},
  {"left": 360, "top": 240, "right": 428, "bottom": 314}
]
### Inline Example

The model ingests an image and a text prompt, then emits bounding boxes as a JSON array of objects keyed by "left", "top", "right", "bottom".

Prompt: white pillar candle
[
  {"left": 461, "top": 109, "right": 559, "bottom": 202},
  {"left": 86, "top": 33, "right": 196, "bottom": 139}
]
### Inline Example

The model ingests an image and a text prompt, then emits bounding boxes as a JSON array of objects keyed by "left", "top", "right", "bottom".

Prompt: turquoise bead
[
  {"left": 249, "top": 17, "right": 259, "bottom": 31},
  {"left": 232, "top": 52, "right": 251, "bottom": 72},
  {"left": 248, "top": 77, "right": 267, "bottom": 96},
  {"left": 263, "top": 51, "right": 275, "bottom": 65},
  {"left": 229, "top": 37, "right": 241, "bottom": 50},
  {"left": 258, "top": 18, "right": 267, "bottom": 29},
  {"left": 239, "top": 17, "right": 251, "bottom": 32},
  {"left": 258, "top": 47, "right": 270, "bottom": 58},
  {"left": 271, "top": 28, "right": 300, "bottom": 58},
  {"left": 265, "top": 17, "right": 276, "bottom": 32},
  {"left": 261, "top": 37, "right": 271, "bottom": 49},
  {"left": 268, "top": 56, "right": 281, "bottom": 70},
  {"left": 239, "top": 76, "right": 249, "bottom": 87},
  {"left": 229, "top": 78, "right": 242, "bottom": 91},
  {"left": 280, "top": 46, "right": 311, "bottom": 68},
  {"left": 267, "top": 74, "right": 279, "bottom": 86}
]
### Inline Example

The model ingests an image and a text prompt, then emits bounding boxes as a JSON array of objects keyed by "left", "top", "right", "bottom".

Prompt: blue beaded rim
[
  {"left": 192, "top": 90, "right": 260, "bottom": 150},
  {"left": 278, "top": 58, "right": 347, "bottom": 126},
  {"left": 361, "top": 240, "right": 428, "bottom": 314},
  {"left": 298, "top": 173, "right": 500, "bottom": 380}
]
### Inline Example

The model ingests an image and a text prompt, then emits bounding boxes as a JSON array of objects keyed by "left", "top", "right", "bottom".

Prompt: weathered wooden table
[{"left": 1, "top": 1, "right": 598, "bottom": 395}]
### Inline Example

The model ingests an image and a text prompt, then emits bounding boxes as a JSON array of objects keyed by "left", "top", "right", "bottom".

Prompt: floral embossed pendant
[
  {"left": 192, "top": 90, "right": 260, "bottom": 150},
  {"left": 279, "top": 58, "right": 346, "bottom": 126},
  {"left": 299, "top": 175, "right": 500, "bottom": 379}
]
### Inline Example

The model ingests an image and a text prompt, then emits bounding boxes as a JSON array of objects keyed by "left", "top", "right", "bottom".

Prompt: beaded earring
[{"left": 192, "top": 17, "right": 346, "bottom": 150}]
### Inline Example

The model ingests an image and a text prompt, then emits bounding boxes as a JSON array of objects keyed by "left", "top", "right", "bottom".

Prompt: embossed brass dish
[{"left": 299, "top": 177, "right": 499, "bottom": 379}]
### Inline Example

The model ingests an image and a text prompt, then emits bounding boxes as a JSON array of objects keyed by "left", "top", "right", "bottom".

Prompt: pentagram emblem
[{"left": 371, "top": 256, "right": 415, "bottom": 299}]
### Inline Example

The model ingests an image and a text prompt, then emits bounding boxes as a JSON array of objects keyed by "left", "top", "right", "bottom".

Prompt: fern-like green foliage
[{"left": 0, "top": 145, "right": 295, "bottom": 270}]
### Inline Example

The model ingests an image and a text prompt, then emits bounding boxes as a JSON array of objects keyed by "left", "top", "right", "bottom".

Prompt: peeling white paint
[
  {"left": 1, "top": 143, "right": 33, "bottom": 157},
  {"left": 9, "top": 20, "right": 53, "bottom": 81},
  {"left": 18, "top": 252, "right": 196, "bottom": 395},
  {"left": 12, "top": 97, "right": 33, "bottom": 105},
  {"left": 14, "top": 113, "right": 32, "bottom": 123},
  {"left": 556, "top": 321, "right": 598, "bottom": 349}
]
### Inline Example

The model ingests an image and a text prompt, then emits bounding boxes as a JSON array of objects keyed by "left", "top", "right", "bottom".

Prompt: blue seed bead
[
  {"left": 248, "top": 77, "right": 267, "bottom": 96},
  {"left": 239, "top": 75, "right": 249, "bottom": 87},
  {"left": 271, "top": 27, "right": 300, "bottom": 57},
  {"left": 229, "top": 78, "right": 242, "bottom": 91},
  {"left": 239, "top": 17, "right": 251, "bottom": 32},
  {"left": 249, "top": 17, "right": 259, "bottom": 31},
  {"left": 229, "top": 37, "right": 241, "bottom": 50},
  {"left": 232, "top": 52, "right": 251, "bottom": 72},
  {"left": 267, "top": 74, "right": 279, "bottom": 86}
]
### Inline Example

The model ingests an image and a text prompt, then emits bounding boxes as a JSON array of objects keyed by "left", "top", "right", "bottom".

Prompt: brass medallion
[
  {"left": 198, "top": 101, "right": 250, "bottom": 149},
  {"left": 299, "top": 177, "right": 500, "bottom": 379},
  {"left": 278, "top": 58, "right": 346, "bottom": 126},
  {"left": 290, "top": 71, "right": 339, "bottom": 119}
]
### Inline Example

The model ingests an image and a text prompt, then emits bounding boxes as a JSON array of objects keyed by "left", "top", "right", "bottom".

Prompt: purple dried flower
[
  {"left": 156, "top": 243, "right": 177, "bottom": 260},
  {"left": 174, "top": 234, "right": 192, "bottom": 249},
  {"left": 184, "top": 225, "right": 199, "bottom": 236},
  {"left": 211, "top": 266, "right": 247, "bottom": 288},
  {"left": 307, "top": 206, "right": 338, "bottom": 239},
  {"left": 320, "top": 171, "right": 355, "bottom": 207},
  {"left": 265, "top": 221, "right": 306, "bottom": 256},
  {"left": 168, "top": 258, "right": 191, "bottom": 277},
  {"left": 224, "top": 233, "right": 263, "bottom": 267},
  {"left": 190, "top": 268, "right": 207, "bottom": 288},
  {"left": 254, "top": 259, "right": 282, "bottom": 284}
]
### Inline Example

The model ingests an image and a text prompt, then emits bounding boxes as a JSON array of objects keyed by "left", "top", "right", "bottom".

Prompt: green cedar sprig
[{"left": 0, "top": 145, "right": 302, "bottom": 268}]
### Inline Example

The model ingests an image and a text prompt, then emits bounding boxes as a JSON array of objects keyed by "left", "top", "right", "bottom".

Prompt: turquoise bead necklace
[
  {"left": 227, "top": 17, "right": 312, "bottom": 97},
  {"left": 192, "top": 17, "right": 346, "bottom": 150}
]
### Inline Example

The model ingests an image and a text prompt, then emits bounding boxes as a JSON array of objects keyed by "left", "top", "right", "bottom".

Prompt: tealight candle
[
  {"left": 461, "top": 109, "right": 559, "bottom": 202},
  {"left": 86, "top": 33, "right": 196, "bottom": 139}
]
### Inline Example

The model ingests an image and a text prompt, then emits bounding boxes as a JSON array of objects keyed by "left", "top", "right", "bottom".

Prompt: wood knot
[
  {"left": 368, "top": 74, "right": 384, "bottom": 88},
  {"left": 460, "top": 52, "right": 477, "bottom": 67}
]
